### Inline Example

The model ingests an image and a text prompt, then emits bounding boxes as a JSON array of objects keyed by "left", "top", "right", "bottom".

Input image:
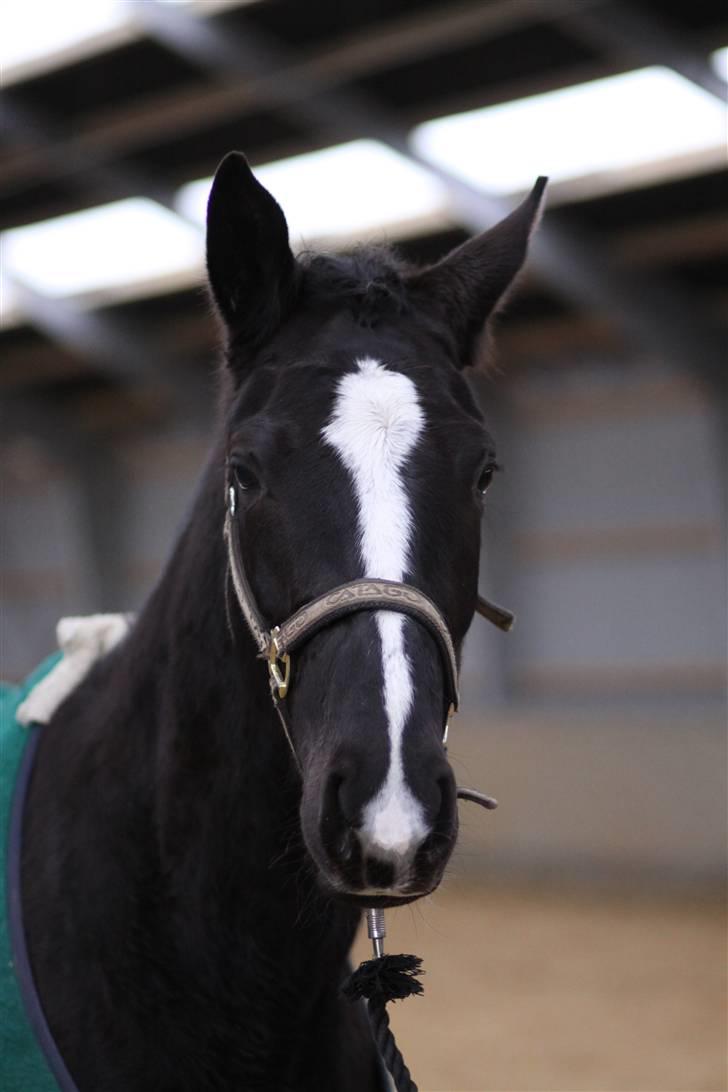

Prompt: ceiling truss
[{"left": 1, "top": 0, "right": 726, "bottom": 414}]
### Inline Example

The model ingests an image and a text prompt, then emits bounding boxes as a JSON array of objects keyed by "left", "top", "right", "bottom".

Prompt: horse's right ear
[{"left": 206, "top": 152, "right": 296, "bottom": 353}]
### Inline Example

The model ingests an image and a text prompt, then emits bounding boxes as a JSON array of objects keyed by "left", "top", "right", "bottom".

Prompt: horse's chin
[
  {"left": 315, "top": 873, "right": 437, "bottom": 909},
  {"left": 329, "top": 889, "right": 434, "bottom": 910}
]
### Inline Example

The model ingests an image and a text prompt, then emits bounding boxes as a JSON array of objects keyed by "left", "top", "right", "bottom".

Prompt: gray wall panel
[{"left": 511, "top": 555, "right": 725, "bottom": 674}]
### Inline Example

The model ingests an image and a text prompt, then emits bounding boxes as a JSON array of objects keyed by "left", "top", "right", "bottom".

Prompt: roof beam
[
  {"left": 2, "top": 0, "right": 724, "bottom": 394},
  {"left": 130, "top": 0, "right": 726, "bottom": 384},
  {"left": 3, "top": 274, "right": 213, "bottom": 421},
  {"left": 5, "top": 276, "right": 164, "bottom": 382},
  {"left": 565, "top": 0, "right": 728, "bottom": 102},
  {"left": 1, "top": 105, "right": 212, "bottom": 412},
  {"left": 127, "top": 0, "right": 606, "bottom": 151},
  {"left": 0, "top": 95, "right": 179, "bottom": 214},
  {"left": 0, "top": 0, "right": 721, "bottom": 215},
  {"left": 0, "top": 0, "right": 606, "bottom": 207}
]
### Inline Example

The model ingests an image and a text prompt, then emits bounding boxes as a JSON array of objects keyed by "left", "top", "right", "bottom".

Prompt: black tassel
[{"left": 342, "top": 953, "right": 424, "bottom": 1004}]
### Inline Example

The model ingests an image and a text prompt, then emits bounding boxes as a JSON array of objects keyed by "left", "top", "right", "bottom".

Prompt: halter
[{"left": 223, "top": 471, "right": 514, "bottom": 760}]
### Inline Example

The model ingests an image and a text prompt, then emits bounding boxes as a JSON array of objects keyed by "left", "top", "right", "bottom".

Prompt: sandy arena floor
[{"left": 352, "top": 882, "right": 726, "bottom": 1092}]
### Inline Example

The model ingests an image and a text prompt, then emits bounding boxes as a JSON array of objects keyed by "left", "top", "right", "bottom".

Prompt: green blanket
[{"left": 1, "top": 654, "right": 62, "bottom": 1092}]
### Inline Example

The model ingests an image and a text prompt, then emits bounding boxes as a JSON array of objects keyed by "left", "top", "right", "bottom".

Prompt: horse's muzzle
[{"left": 304, "top": 756, "right": 458, "bottom": 900}]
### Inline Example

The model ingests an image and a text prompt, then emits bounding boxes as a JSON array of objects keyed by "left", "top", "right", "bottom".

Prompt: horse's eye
[
  {"left": 231, "top": 462, "right": 260, "bottom": 493},
  {"left": 476, "top": 463, "right": 498, "bottom": 496}
]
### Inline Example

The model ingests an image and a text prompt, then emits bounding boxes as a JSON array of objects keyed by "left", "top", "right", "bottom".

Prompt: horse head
[{"left": 207, "top": 152, "right": 545, "bottom": 907}]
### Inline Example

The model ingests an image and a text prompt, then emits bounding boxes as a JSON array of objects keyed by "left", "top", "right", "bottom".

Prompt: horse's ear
[
  {"left": 410, "top": 176, "right": 547, "bottom": 370},
  {"left": 206, "top": 152, "right": 296, "bottom": 353}
]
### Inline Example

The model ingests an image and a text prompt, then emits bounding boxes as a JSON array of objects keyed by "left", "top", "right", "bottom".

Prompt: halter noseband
[{"left": 223, "top": 473, "right": 514, "bottom": 758}]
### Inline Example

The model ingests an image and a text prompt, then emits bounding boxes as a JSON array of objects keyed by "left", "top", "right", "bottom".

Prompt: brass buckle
[{"left": 267, "top": 627, "right": 291, "bottom": 700}]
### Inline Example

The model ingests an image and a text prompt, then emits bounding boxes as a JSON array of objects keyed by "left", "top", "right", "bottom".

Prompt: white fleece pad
[{"left": 16, "top": 613, "right": 134, "bottom": 726}]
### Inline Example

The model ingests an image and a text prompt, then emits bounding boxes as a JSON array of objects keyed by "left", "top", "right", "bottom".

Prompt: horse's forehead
[{"left": 231, "top": 351, "right": 483, "bottom": 447}]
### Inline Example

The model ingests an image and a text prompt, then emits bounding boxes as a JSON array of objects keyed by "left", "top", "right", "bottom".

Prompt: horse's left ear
[
  {"left": 410, "top": 177, "right": 547, "bottom": 369},
  {"left": 206, "top": 151, "right": 297, "bottom": 356}
]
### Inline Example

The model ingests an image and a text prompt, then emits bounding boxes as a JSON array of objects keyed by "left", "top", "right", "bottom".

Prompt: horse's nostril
[
  {"left": 335, "top": 773, "right": 364, "bottom": 830},
  {"left": 336, "top": 782, "right": 351, "bottom": 825},
  {"left": 417, "top": 829, "right": 448, "bottom": 865},
  {"left": 322, "top": 770, "right": 350, "bottom": 825},
  {"left": 410, "top": 773, "right": 458, "bottom": 872}
]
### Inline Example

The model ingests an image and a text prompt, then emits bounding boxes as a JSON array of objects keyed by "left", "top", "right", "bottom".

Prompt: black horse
[{"left": 20, "top": 154, "right": 544, "bottom": 1091}]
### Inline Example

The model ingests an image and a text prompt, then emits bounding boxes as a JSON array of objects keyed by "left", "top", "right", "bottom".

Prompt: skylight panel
[
  {"left": 0, "top": 0, "right": 260, "bottom": 86},
  {"left": 413, "top": 66, "right": 727, "bottom": 196},
  {"left": 2, "top": 199, "right": 202, "bottom": 298},
  {"left": 177, "top": 140, "right": 449, "bottom": 247},
  {"left": 711, "top": 46, "right": 727, "bottom": 80},
  {"left": 0, "top": 0, "right": 130, "bottom": 82}
]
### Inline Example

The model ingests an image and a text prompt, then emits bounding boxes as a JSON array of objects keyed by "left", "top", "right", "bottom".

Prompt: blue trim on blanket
[
  {"left": 8, "top": 725, "right": 80, "bottom": 1092},
  {"left": 2, "top": 655, "right": 79, "bottom": 1092}
]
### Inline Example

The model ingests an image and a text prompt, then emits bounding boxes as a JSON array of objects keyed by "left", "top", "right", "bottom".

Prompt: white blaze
[{"left": 322, "top": 357, "right": 428, "bottom": 857}]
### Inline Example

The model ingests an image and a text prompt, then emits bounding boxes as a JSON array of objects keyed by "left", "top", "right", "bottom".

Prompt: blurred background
[{"left": 1, "top": 2, "right": 726, "bottom": 1089}]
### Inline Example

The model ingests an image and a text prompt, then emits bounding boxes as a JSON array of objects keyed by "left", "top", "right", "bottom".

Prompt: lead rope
[
  {"left": 342, "top": 790, "right": 497, "bottom": 1092},
  {"left": 343, "top": 909, "right": 423, "bottom": 1092}
]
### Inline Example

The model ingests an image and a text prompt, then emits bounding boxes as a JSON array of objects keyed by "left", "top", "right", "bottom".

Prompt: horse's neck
[
  {"left": 24, "top": 453, "right": 358, "bottom": 1039},
  {"left": 102, "top": 453, "right": 295, "bottom": 865},
  {"left": 131, "top": 461, "right": 290, "bottom": 849}
]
